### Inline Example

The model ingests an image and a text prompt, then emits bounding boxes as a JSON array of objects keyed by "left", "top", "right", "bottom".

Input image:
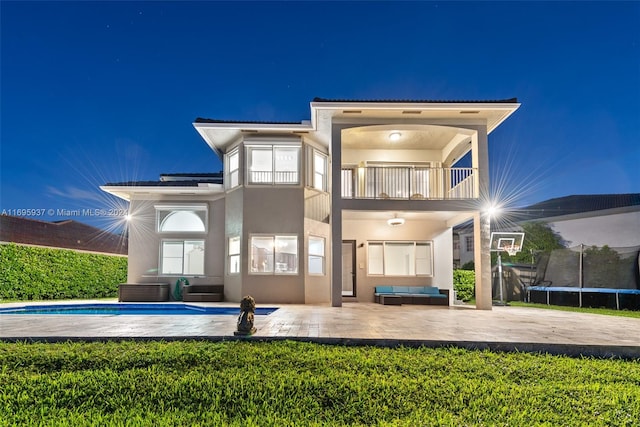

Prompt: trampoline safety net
[{"left": 492, "top": 245, "right": 640, "bottom": 309}]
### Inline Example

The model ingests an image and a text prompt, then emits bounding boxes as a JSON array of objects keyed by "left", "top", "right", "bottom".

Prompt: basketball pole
[{"left": 497, "top": 251, "right": 504, "bottom": 304}]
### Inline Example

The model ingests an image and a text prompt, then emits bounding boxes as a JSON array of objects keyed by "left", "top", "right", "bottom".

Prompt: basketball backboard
[{"left": 489, "top": 232, "right": 525, "bottom": 255}]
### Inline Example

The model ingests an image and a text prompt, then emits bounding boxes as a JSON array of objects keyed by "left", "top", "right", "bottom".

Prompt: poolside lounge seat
[
  {"left": 118, "top": 283, "right": 169, "bottom": 302},
  {"left": 182, "top": 284, "right": 224, "bottom": 302}
]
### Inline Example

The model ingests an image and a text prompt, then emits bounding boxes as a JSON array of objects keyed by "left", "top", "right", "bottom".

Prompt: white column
[
  {"left": 474, "top": 211, "right": 493, "bottom": 310},
  {"left": 330, "top": 125, "right": 343, "bottom": 307},
  {"left": 474, "top": 128, "right": 492, "bottom": 310}
]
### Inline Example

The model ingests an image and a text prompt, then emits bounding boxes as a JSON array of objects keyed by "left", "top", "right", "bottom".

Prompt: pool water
[{"left": 0, "top": 303, "right": 278, "bottom": 316}]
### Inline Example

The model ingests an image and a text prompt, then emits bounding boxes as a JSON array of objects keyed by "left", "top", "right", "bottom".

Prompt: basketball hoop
[{"left": 504, "top": 245, "right": 519, "bottom": 257}]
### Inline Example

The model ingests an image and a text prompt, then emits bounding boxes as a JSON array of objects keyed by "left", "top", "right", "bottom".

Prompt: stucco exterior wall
[
  {"left": 547, "top": 211, "right": 640, "bottom": 247},
  {"left": 303, "top": 218, "right": 331, "bottom": 303},
  {"left": 240, "top": 186, "right": 306, "bottom": 303},
  {"left": 224, "top": 188, "right": 243, "bottom": 302},
  {"left": 126, "top": 195, "right": 225, "bottom": 287}
]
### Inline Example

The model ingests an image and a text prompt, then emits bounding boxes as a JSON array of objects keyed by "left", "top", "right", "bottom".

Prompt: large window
[
  {"left": 156, "top": 205, "right": 207, "bottom": 233},
  {"left": 228, "top": 236, "right": 240, "bottom": 275},
  {"left": 308, "top": 236, "right": 325, "bottom": 275},
  {"left": 247, "top": 145, "right": 300, "bottom": 185},
  {"left": 161, "top": 240, "right": 205, "bottom": 275},
  {"left": 226, "top": 148, "right": 240, "bottom": 189},
  {"left": 250, "top": 235, "right": 298, "bottom": 274},
  {"left": 367, "top": 241, "right": 433, "bottom": 276}
]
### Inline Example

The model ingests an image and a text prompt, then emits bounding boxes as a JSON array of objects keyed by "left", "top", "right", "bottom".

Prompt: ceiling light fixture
[
  {"left": 387, "top": 215, "right": 405, "bottom": 227},
  {"left": 388, "top": 132, "right": 401, "bottom": 142}
]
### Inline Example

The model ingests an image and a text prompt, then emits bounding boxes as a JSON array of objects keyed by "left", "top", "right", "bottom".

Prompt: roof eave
[
  {"left": 193, "top": 121, "right": 314, "bottom": 154},
  {"left": 100, "top": 184, "right": 225, "bottom": 201},
  {"left": 310, "top": 100, "right": 520, "bottom": 134}
]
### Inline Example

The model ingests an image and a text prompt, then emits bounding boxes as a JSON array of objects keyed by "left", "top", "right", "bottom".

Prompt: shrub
[
  {"left": 454, "top": 269, "right": 475, "bottom": 301},
  {"left": 0, "top": 243, "right": 126, "bottom": 300},
  {"left": 460, "top": 260, "right": 475, "bottom": 270}
]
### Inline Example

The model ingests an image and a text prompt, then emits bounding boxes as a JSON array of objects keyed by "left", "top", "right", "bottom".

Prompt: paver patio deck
[{"left": 1, "top": 301, "right": 638, "bottom": 358}]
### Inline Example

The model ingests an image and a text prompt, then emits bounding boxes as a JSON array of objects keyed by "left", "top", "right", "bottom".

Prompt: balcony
[{"left": 341, "top": 166, "right": 477, "bottom": 200}]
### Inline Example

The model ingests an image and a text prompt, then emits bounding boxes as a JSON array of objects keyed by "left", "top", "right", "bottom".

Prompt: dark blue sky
[{"left": 1, "top": 1, "right": 639, "bottom": 230}]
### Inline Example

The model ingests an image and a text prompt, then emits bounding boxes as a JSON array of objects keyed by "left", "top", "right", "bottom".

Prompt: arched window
[
  {"left": 156, "top": 205, "right": 208, "bottom": 233},
  {"left": 160, "top": 211, "right": 205, "bottom": 232}
]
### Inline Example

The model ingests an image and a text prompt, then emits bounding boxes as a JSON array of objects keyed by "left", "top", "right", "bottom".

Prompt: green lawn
[
  {"left": 509, "top": 301, "right": 640, "bottom": 318},
  {"left": 1, "top": 340, "right": 638, "bottom": 426}
]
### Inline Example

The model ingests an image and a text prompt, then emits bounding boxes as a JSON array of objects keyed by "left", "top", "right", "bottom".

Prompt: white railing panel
[{"left": 341, "top": 166, "right": 476, "bottom": 200}]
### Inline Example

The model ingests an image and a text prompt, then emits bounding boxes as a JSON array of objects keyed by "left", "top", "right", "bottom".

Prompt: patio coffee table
[{"left": 380, "top": 295, "right": 402, "bottom": 305}]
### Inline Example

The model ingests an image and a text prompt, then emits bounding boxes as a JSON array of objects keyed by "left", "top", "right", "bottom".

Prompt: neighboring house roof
[
  {"left": 312, "top": 97, "right": 519, "bottom": 104},
  {"left": 518, "top": 194, "right": 640, "bottom": 221},
  {"left": 0, "top": 215, "right": 128, "bottom": 255},
  {"left": 453, "top": 193, "right": 640, "bottom": 234}
]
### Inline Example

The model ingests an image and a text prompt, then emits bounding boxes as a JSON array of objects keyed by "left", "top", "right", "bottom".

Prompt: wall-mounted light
[{"left": 388, "top": 131, "right": 401, "bottom": 142}]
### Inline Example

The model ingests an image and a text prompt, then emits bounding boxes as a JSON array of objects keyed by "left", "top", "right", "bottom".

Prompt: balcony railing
[
  {"left": 341, "top": 166, "right": 477, "bottom": 200},
  {"left": 248, "top": 171, "right": 299, "bottom": 185}
]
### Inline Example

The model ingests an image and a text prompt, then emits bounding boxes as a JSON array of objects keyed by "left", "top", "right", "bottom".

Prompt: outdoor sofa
[{"left": 374, "top": 286, "right": 449, "bottom": 306}]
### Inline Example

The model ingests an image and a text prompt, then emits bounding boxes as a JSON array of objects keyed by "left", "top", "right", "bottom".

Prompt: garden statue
[{"left": 235, "top": 295, "right": 257, "bottom": 335}]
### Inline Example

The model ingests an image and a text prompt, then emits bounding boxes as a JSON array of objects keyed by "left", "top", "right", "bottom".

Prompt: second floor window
[
  {"left": 226, "top": 148, "right": 240, "bottom": 189},
  {"left": 313, "top": 151, "right": 327, "bottom": 191},
  {"left": 247, "top": 145, "right": 300, "bottom": 185}
]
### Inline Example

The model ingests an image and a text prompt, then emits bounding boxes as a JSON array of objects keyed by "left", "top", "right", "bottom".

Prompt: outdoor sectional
[{"left": 374, "top": 286, "right": 449, "bottom": 306}]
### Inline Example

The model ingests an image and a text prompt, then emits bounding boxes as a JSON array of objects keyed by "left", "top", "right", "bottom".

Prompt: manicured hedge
[
  {"left": 0, "top": 243, "right": 126, "bottom": 300},
  {"left": 453, "top": 269, "right": 475, "bottom": 301},
  {"left": 0, "top": 341, "right": 638, "bottom": 425}
]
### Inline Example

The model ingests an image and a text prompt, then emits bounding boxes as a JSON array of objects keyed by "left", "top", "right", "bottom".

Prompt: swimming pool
[{"left": 0, "top": 303, "right": 278, "bottom": 316}]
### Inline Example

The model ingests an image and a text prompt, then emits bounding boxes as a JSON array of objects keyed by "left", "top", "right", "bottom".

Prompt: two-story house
[{"left": 101, "top": 97, "right": 520, "bottom": 309}]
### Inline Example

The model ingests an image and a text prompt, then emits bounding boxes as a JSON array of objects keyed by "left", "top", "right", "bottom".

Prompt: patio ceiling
[
  {"left": 343, "top": 210, "right": 474, "bottom": 225},
  {"left": 341, "top": 124, "right": 474, "bottom": 151}
]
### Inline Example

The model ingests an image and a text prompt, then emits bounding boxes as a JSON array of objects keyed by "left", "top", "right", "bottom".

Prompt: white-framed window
[
  {"left": 156, "top": 205, "right": 208, "bottom": 233},
  {"left": 308, "top": 236, "right": 325, "bottom": 275},
  {"left": 313, "top": 151, "right": 327, "bottom": 191},
  {"left": 226, "top": 148, "right": 240, "bottom": 189},
  {"left": 465, "top": 235, "right": 474, "bottom": 252},
  {"left": 161, "top": 240, "right": 205, "bottom": 276},
  {"left": 247, "top": 145, "right": 300, "bottom": 185},
  {"left": 250, "top": 234, "right": 298, "bottom": 274},
  {"left": 367, "top": 241, "right": 433, "bottom": 276},
  {"left": 228, "top": 236, "right": 240, "bottom": 275}
]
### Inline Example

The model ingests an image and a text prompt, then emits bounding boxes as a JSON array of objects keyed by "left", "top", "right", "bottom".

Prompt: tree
[{"left": 496, "top": 222, "right": 565, "bottom": 264}]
